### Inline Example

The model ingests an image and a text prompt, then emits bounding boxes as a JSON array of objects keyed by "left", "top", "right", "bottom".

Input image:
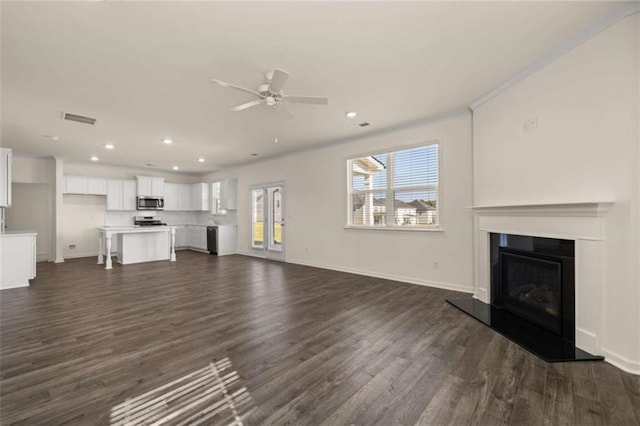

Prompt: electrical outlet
[
  {"left": 524, "top": 117, "right": 538, "bottom": 132},
  {"left": 68, "top": 244, "right": 76, "bottom": 250}
]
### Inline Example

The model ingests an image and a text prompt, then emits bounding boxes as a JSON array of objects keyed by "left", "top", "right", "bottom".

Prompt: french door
[{"left": 250, "top": 182, "right": 285, "bottom": 261}]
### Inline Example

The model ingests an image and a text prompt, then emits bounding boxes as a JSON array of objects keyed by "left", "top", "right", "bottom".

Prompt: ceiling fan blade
[
  {"left": 210, "top": 79, "right": 261, "bottom": 96},
  {"left": 275, "top": 104, "right": 294, "bottom": 120},
  {"left": 283, "top": 96, "right": 328, "bottom": 105},
  {"left": 230, "top": 100, "right": 263, "bottom": 112},
  {"left": 268, "top": 69, "right": 290, "bottom": 93}
]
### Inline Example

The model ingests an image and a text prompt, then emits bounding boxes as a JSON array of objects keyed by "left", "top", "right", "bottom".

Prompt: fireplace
[
  {"left": 490, "top": 233, "right": 575, "bottom": 343},
  {"left": 447, "top": 231, "right": 602, "bottom": 362}
]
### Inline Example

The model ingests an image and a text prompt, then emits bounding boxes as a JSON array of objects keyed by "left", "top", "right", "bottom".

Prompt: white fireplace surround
[{"left": 471, "top": 202, "right": 614, "bottom": 362}]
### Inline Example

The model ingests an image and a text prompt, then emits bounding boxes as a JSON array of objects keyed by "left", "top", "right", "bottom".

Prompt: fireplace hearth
[{"left": 448, "top": 233, "right": 603, "bottom": 363}]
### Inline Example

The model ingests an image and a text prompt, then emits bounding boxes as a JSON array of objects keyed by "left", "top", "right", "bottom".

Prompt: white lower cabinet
[
  {"left": 185, "top": 225, "right": 207, "bottom": 251},
  {"left": 174, "top": 226, "right": 187, "bottom": 248},
  {"left": 0, "top": 232, "right": 37, "bottom": 289}
]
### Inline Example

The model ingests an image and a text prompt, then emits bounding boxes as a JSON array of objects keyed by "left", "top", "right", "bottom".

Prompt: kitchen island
[{"left": 97, "top": 226, "right": 176, "bottom": 270}]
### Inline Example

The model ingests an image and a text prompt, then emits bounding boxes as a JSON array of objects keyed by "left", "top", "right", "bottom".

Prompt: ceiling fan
[{"left": 210, "top": 69, "right": 328, "bottom": 118}]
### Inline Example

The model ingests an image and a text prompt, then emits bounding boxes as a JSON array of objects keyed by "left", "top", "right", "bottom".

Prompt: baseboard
[
  {"left": 600, "top": 348, "right": 640, "bottom": 376},
  {"left": 286, "top": 257, "right": 474, "bottom": 294},
  {"left": 36, "top": 252, "right": 49, "bottom": 262},
  {"left": 474, "top": 287, "right": 489, "bottom": 303},
  {"left": 0, "top": 281, "right": 30, "bottom": 290},
  {"left": 576, "top": 328, "right": 599, "bottom": 356}
]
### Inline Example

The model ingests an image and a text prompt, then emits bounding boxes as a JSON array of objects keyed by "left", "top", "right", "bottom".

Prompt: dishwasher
[{"left": 206, "top": 226, "right": 217, "bottom": 255}]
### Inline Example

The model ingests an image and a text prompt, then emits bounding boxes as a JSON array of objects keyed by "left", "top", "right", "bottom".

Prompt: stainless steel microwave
[{"left": 137, "top": 196, "right": 164, "bottom": 210}]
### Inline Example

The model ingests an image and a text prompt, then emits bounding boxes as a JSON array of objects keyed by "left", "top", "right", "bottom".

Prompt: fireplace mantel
[
  {"left": 469, "top": 201, "right": 614, "bottom": 217},
  {"left": 471, "top": 200, "right": 614, "bottom": 359}
]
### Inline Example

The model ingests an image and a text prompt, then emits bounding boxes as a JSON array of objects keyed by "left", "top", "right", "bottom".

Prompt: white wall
[
  {"left": 5, "top": 183, "right": 51, "bottom": 261},
  {"left": 202, "top": 112, "right": 474, "bottom": 292},
  {"left": 12, "top": 155, "right": 55, "bottom": 184},
  {"left": 473, "top": 15, "right": 639, "bottom": 370},
  {"left": 11, "top": 155, "right": 57, "bottom": 261},
  {"left": 61, "top": 195, "right": 105, "bottom": 258},
  {"left": 63, "top": 161, "right": 200, "bottom": 183}
]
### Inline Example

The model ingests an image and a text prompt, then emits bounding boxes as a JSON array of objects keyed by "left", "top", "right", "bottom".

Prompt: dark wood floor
[{"left": 1, "top": 251, "right": 638, "bottom": 425}]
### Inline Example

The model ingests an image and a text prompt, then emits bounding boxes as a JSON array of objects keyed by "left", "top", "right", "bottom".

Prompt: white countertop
[
  {"left": 0, "top": 230, "right": 38, "bottom": 237},
  {"left": 97, "top": 226, "right": 175, "bottom": 234}
]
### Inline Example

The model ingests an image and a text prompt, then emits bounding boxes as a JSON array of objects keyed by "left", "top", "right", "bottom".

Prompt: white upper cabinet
[
  {"left": 192, "top": 183, "right": 210, "bottom": 211},
  {"left": 161, "top": 182, "right": 208, "bottom": 211},
  {"left": 212, "top": 179, "right": 237, "bottom": 214},
  {"left": 64, "top": 176, "right": 108, "bottom": 195},
  {"left": 136, "top": 176, "right": 164, "bottom": 197},
  {"left": 106, "top": 179, "right": 136, "bottom": 211},
  {"left": 87, "top": 178, "right": 107, "bottom": 195},
  {"left": 220, "top": 179, "right": 237, "bottom": 211},
  {"left": 164, "top": 183, "right": 179, "bottom": 211},
  {"left": 106, "top": 180, "right": 122, "bottom": 210},
  {"left": 0, "top": 148, "right": 12, "bottom": 207},
  {"left": 64, "top": 176, "right": 88, "bottom": 194},
  {"left": 178, "top": 184, "right": 192, "bottom": 211},
  {"left": 122, "top": 181, "right": 137, "bottom": 210}
]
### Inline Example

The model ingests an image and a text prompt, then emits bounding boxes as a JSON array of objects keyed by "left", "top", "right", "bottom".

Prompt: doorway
[{"left": 249, "top": 182, "right": 284, "bottom": 261}]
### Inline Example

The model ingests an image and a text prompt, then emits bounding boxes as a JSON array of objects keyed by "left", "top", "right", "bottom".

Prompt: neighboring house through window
[{"left": 348, "top": 142, "right": 439, "bottom": 229}]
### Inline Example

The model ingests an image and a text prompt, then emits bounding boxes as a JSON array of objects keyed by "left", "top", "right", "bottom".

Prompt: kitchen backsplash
[{"left": 104, "top": 210, "right": 237, "bottom": 226}]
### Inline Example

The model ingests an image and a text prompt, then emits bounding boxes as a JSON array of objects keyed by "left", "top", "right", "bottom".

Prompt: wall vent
[
  {"left": 358, "top": 122, "right": 371, "bottom": 127},
  {"left": 62, "top": 112, "right": 97, "bottom": 125}
]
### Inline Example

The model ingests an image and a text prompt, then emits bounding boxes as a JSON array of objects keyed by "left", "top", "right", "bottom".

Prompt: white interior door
[{"left": 250, "top": 183, "right": 285, "bottom": 261}]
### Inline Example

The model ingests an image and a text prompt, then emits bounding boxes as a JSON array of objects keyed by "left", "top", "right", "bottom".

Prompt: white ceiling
[{"left": 1, "top": 1, "right": 618, "bottom": 173}]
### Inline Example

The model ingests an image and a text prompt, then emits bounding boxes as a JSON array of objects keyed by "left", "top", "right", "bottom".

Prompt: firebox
[
  {"left": 490, "top": 233, "right": 575, "bottom": 343},
  {"left": 499, "top": 249, "right": 562, "bottom": 334}
]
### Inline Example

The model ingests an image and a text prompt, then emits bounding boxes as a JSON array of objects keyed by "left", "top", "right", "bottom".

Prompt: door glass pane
[
  {"left": 268, "top": 187, "right": 282, "bottom": 251},
  {"left": 251, "top": 189, "right": 264, "bottom": 248}
]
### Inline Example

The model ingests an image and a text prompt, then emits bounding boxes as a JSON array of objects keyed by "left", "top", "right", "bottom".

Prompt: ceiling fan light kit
[{"left": 210, "top": 68, "right": 328, "bottom": 118}]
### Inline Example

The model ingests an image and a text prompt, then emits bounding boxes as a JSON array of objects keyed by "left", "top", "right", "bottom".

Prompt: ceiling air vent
[
  {"left": 358, "top": 122, "right": 371, "bottom": 127},
  {"left": 62, "top": 112, "right": 97, "bottom": 125}
]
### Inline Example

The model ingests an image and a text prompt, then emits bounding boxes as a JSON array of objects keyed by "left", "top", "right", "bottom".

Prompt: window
[{"left": 347, "top": 142, "right": 439, "bottom": 229}]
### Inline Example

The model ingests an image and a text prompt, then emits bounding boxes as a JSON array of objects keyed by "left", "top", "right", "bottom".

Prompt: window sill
[{"left": 343, "top": 225, "right": 444, "bottom": 233}]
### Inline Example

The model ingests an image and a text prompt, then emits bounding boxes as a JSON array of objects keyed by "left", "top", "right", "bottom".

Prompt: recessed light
[
  {"left": 346, "top": 111, "right": 357, "bottom": 118},
  {"left": 42, "top": 135, "right": 59, "bottom": 140},
  {"left": 172, "top": 165, "right": 179, "bottom": 170},
  {"left": 90, "top": 156, "right": 99, "bottom": 161},
  {"left": 251, "top": 153, "right": 259, "bottom": 157},
  {"left": 274, "top": 137, "right": 278, "bottom": 144},
  {"left": 163, "top": 138, "right": 173, "bottom": 145},
  {"left": 104, "top": 143, "right": 115, "bottom": 149},
  {"left": 197, "top": 157, "right": 205, "bottom": 163}
]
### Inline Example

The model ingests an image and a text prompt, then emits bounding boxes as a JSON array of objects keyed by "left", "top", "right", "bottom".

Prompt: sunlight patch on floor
[{"left": 109, "top": 358, "right": 254, "bottom": 425}]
